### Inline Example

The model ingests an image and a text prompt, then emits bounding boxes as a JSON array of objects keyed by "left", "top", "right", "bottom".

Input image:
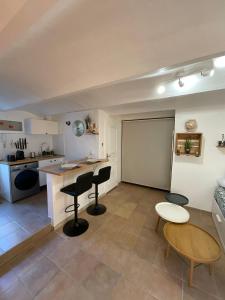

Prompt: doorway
[{"left": 122, "top": 117, "right": 174, "bottom": 190}]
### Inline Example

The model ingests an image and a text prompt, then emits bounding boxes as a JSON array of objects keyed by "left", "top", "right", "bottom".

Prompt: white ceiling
[{"left": 0, "top": 0, "right": 225, "bottom": 115}]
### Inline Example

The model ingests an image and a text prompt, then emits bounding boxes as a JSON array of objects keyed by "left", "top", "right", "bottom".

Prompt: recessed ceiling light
[
  {"left": 157, "top": 85, "right": 165, "bottom": 94},
  {"left": 214, "top": 56, "right": 225, "bottom": 68}
]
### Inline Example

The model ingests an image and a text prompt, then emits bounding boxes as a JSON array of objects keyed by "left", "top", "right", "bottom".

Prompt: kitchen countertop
[
  {"left": 0, "top": 155, "right": 64, "bottom": 166},
  {"left": 38, "top": 159, "right": 108, "bottom": 176}
]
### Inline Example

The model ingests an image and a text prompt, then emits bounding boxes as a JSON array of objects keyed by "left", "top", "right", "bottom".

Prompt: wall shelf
[
  {"left": 175, "top": 133, "right": 202, "bottom": 157},
  {"left": 85, "top": 130, "right": 99, "bottom": 135}
]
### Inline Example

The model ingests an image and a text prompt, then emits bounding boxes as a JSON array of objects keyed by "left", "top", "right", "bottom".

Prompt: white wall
[
  {"left": 0, "top": 110, "right": 53, "bottom": 160},
  {"left": 171, "top": 106, "right": 225, "bottom": 212},
  {"left": 52, "top": 110, "right": 100, "bottom": 160}
]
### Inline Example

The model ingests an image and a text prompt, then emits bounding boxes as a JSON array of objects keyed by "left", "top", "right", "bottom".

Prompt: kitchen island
[{"left": 39, "top": 159, "right": 108, "bottom": 227}]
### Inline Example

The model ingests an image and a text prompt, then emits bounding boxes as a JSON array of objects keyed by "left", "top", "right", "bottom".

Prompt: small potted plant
[{"left": 184, "top": 139, "right": 192, "bottom": 154}]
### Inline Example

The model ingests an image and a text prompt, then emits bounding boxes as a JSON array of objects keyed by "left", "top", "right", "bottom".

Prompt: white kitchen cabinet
[
  {"left": 39, "top": 157, "right": 64, "bottom": 186},
  {"left": 24, "top": 119, "right": 58, "bottom": 135}
]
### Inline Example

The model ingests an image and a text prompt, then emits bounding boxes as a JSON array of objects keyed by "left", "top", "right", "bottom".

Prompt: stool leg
[
  {"left": 95, "top": 184, "right": 98, "bottom": 206},
  {"left": 86, "top": 183, "right": 106, "bottom": 216},
  {"left": 74, "top": 196, "right": 78, "bottom": 223},
  {"left": 209, "top": 264, "right": 213, "bottom": 276},
  {"left": 63, "top": 196, "right": 89, "bottom": 237},
  {"left": 155, "top": 216, "right": 161, "bottom": 232}
]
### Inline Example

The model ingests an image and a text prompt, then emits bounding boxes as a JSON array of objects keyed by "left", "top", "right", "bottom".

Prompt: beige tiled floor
[
  {"left": 0, "top": 183, "right": 225, "bottom": 300},
  {"left": 0, "top": 189, "right": 50, "bottom": 253}
]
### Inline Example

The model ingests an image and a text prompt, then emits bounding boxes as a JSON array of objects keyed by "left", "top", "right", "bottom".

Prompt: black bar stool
[
  {"left": 86, "top": 166, "right": 111, "bottom": 216},
  {"left": 60, "top": 171, "right": 93, "bottom": 237}
]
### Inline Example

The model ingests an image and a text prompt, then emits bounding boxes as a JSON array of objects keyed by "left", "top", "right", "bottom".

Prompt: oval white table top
[{"left": 155, "top": 202, "right": 190, "bottom": 223}]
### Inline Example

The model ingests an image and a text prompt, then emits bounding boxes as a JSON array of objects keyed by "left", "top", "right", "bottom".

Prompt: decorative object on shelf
[
  {"left": 72, "top": 120, "right": 85, "bottom": 137},
  {"left": 66, "top": 121, "right": 71, "bottom": 126},
  {"left": 184, "top": 139, "right": 192, "bottom": 154},
  {"left": 218, "top": 134, "right": 225, "bottom": 147},
  {"left": 185, "top": 119, "right": 197, "bottom": 132},
  {"left": 85, "top": 115, "right": 91, "bottom": 130},
  {"left": 176, "top": 146, "right": 181, "bottom": 156},
  {"left": 175, "top": 133, "right": 202, "bottom": 156}
]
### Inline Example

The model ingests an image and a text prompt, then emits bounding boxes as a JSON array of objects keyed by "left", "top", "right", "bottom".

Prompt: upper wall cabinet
[{"left": 24, "top": 119, "right": 59, "bottom": 135}]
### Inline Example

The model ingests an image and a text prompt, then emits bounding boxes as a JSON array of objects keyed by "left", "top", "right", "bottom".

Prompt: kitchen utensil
[
  {"left": 30, "top": 152, "right": 35, "bottom": 158},
  {"left": 24, "top": 138, "right": 27, "bottom": 149},
  {"left": 16, "top": 150, "right": 24, "bottom": 160},
  {"left": 7, "top": 155, "right": 16, "bottom": 162}
]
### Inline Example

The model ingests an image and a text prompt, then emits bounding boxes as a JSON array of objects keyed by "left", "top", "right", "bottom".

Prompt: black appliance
[
  {"left": 16, "top": 150, "right": 25, "bottom": 160},
  {"left": 7, "top": 155, "right": 16, "bottom": 162}
]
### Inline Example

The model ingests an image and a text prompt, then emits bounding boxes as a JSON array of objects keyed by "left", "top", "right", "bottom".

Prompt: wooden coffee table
[{"left": 163, "top": 223, "right": 221, "bottom": 287}]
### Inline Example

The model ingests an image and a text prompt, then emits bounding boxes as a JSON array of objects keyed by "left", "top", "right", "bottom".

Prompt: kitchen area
[
  {"left": 0, "top": 110, "right": 118, "bottom": 258},
  {"left": 0, "top": 115, "right": 65, "bottom": 256}
]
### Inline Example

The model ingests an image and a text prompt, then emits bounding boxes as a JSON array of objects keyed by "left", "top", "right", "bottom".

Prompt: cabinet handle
[{"left": 216, "top": 214, "right": 222, "bottom": 223}]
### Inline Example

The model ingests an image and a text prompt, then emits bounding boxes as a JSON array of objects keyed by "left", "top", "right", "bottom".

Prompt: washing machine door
[
  {"left": 14, "top": 169, "right": 39, "bottom": 190},
  {"left": 11, "top": 164, "right": 40, "bottom": 202}
]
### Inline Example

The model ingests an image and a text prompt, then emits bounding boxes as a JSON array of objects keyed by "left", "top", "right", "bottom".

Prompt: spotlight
[
  {"left": 157, "top": 85, "right": 165, "bottom": 94},
  {"left": 178, "top": 77, "right": 184, "bottom": 87},
  {"left": 201, "top": 69, "right": 215, "bottom": 77}
]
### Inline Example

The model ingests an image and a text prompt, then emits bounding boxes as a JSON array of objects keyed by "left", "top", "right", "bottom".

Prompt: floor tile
[
  {"left": 111, "top": 278, "right": 155, "bottom": 300},
  {"left": 34, "top": 271, "right": 79, "bottom": 300},
  {"left": 153, "top": 246, "right": 185, "bottom": 280},
  {"left": 83, "top": 262, "right": 120, "bottom": 298},
  {"left": 63, "top": 249, "right": 99, "bottom": 283},
  {"left": 44, "top": 236, "right": 81, "bottom": 267},
  {"left": 0, "top": 279, "right": 32, "bottom": 300},
  {"left": 0, "top": 227, "right": 30, "bottom": 252},
  {"left": 18, "top": 256, "right": 59, "bottom": 297},
  {"left": 183, "top": 280, "right": 221, "bottom": 300}
]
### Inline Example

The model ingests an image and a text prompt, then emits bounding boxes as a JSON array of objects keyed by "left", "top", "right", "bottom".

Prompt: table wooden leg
[
  {"left": 165, "top": 243, "right": 170, "bottom": 258},
  {"left": 209, "top": 264, "right": 213, "bottom": 276},
  {"left": 189, "top": 260, "right": 194, "bottom": 287},
  {"left": 155, "top": 216, "right": 161, "bottom": 232}
]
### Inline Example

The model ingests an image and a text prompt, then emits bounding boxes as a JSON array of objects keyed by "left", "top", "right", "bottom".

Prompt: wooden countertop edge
[
  {"left": 39, "top": 159, "right": 108, "bottom": 176},
  {"left": 0, "top": 155, "right": 64, "bottom": 166}
]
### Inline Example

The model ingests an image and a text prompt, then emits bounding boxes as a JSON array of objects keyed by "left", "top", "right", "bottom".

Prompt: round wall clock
[{"left": 72, "top": 120, "right": 85, "bottom": 137}]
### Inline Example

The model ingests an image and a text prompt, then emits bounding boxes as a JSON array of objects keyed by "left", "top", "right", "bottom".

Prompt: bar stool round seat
[
  {"left": 86, "top": 166, "right": 111, "bottom": 216},
  {"left": 61, "top": 171, "right": 93, "bottom": 237},
  {"left": 165, "top": 192, "right": 189, "bottom": 206}
]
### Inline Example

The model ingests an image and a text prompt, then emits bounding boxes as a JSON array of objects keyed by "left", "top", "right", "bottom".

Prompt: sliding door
[{"left": 122, "top": 118, "right": 174, "bottom": 190}]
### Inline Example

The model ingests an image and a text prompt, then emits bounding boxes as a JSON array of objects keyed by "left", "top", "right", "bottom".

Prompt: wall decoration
[
  {"left": 72, "top": 120, "right": 85, "bottom": 137},
  {"left": 185, "top": 119, "right": 197, "bottom": 132},
  {"left": 175, "top": 133, "right": 202, "bottom": 157},
  {"left": 217, "top": 134, "right": 225, "bottom": 147}
]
